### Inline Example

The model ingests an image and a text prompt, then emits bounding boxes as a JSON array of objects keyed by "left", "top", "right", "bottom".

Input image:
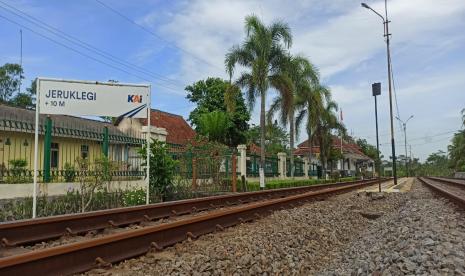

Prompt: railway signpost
[
  {"left": 372, "top": 82, "right": 381, "bottom": 192},
  {"left": 33, "top": 78, "right": 151, "bottom": 218}
]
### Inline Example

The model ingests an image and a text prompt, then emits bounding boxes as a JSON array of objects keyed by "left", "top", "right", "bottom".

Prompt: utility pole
[
  {"left": 396, "top": 115, "right": 413, "bottom": 177},
  {"left": 19, "top": 29, "right": 23, "bottom": 93},
  {"left": 362, "top": 0, "right": 398, "bottom": 184}
]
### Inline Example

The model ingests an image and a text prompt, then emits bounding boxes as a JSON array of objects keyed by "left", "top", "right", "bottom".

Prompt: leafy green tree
[
  {"left": 356, "top": 138, "right": 383, "bottom": 173},
  {"left": 185, "top": 77, "right": 250, "bottom": 146},
  {"left": 10, "top": 92, "right": 34, "bottom": 109},
  {"left": 424, "top": 150, "right": 452, "bottom": 176},
  {"left": 247, "top": 121, "right": 289, "bottom": 155},
  {"left": 268, "top": 55, "right": 318, "bottom": 177},
  {"left": 448, "top": 130, "right": 465, "bottom": 172},
  {"left": 226, "top": 15, "right": 292, "bottom": 175},
  {"left": 0, "top": 63, "right": 24, "bottom": 103}
]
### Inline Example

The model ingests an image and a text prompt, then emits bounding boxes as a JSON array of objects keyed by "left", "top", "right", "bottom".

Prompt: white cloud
[{"left": 135, "top": 0, "right": 465, "bottom": 160}]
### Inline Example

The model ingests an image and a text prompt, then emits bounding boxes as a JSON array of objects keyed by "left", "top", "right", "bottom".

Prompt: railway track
[
  {"left": 0, "top": 178, "right": 378, "bottom": 248},
  {"left": 418, "top": 176, "right": 465, "bottom": 207},
  {"left": 0, "top": 178, "right": 389, "bottom": 275}
]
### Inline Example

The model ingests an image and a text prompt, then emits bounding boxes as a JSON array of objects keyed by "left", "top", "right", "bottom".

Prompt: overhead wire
[
  {"left": 94, "top": 0, "right": 224, "bottom": 72},
  {"left": 0, "top": 12, "right": 185, "bottom": 95},
  {"left": 0, "top": 1, "right": 187, "bottom": 91}
]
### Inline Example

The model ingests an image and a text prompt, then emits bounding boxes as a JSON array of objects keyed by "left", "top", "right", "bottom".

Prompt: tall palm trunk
[
  {"left": 260, "top": 90, "right": 266, "bottom": 177},
  {"left": 319, "top": 134, "right": 326, "bottom": 177},
  {"left": 307, "top": 112, "right": 312, "bottom": 178},
  {"left": 289, "top": 109, "right": 295, "bottom": 178}
]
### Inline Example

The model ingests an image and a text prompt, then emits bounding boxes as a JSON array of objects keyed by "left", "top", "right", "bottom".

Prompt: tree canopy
[
  {"left": 448, "top": 130, "right": 465, "bottom": 172},
  {"left": 185, "top": 77, "right": 250, "bottom": 146},
  {"left": 246, "top": 121, "right": 289, "bottom": 155},
  {"left": 356, "top": 138, "right": 383, "bottom": 163},
  {"left": 0, "top": 63, "right": 35, "bottom": 109}
]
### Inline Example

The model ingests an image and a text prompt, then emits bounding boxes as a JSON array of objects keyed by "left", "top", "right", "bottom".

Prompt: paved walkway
[{"left": 358, "top": 177, "right": 414, "bottom": 194}]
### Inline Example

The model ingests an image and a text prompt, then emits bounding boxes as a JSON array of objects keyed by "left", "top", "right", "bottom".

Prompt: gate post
[
  {"left": 191, "top": 158, "right": 197, "bottom": 190},
  {"left": 43, "top": 116, "right": 52, "bottom": 182},
  {"left": 236, "top": 144, "right": 247, "bottom": 180},
  {"left": 277, "top": 152, "right": 287, "bottom": 179},
  {"left": 232, "top": 152, "right": 237, "bottom": 192},
  {"left": 102, "top": 126, "right": 109, "bottom": 157}
]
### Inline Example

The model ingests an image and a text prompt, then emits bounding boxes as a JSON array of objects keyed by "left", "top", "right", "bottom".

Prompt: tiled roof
[
  {"left": 296, "top": 136, "right": 371, "bottom": 160},
  {"left": 141, "top": 109, "right": 196, "bottom": 145},
  {"left": 293, "top": 146, "right": 320, "bottom": 155},
  {"left": 0, "top": 103, "right": 143, "bottom": 144},
  {"left": 247, "top": 143, "right": 262, "bottom": 155}
]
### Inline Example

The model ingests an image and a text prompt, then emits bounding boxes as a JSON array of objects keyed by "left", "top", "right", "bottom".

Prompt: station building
[
  {"left": 294, "top": 137, "right": 374, "bottom": 177},
  {"left": 0, "top": 103, "right": 195, "bottom": 183}
]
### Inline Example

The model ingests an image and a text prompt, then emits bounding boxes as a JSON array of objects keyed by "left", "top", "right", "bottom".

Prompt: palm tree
[
  {"left": 225, "top": 15, "right": 292, "bottom": 180},
  {"left": 197, "top": 111, "right": 231, "bottom": 143},
  {"left": 462, "top": 108, "right": 465, "bottom": 126},
  {"left": 314, "top": 99, "right": 345, "bottom": 177},
  {"left": 268, "top": 55, "right": 318, "bottom": 178},
  {"left": 295, "top": 82, "right": 330, "bottom": 175}
]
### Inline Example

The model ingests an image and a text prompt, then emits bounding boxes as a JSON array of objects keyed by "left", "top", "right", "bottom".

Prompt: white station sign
[{"left": 38, "top": 78, "right": 150, "bottom": 118}]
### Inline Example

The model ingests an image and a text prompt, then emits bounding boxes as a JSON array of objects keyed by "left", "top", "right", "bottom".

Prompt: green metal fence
[
  {"left": 246, "top": 153, "right": 279, "bottom": 177},
  {"left": 167, "top": 143, "right": 237, "bottom": 194}
]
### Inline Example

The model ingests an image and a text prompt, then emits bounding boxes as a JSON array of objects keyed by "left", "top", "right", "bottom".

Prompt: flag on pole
[{"left": 340, "top": 108, "right": 343, "bottom": 155}]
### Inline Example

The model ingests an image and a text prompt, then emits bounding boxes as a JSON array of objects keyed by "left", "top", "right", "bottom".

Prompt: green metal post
[
  {"left": 102, "top": 126, "right": 109, "bottom": 157},
  {"left": 43, "top": 116, "right": 52, "bottom": 182},
  {"left": 225, "top": 154, "right": 229, "bottom": 177}
]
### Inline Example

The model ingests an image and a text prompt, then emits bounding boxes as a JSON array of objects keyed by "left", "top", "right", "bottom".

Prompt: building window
[
  {"left": 112, "top": 145, "right": 122, "bottom": 162},
  {"left": 81, "top": 145, "right": 89, "bottom": 159},
  {"left": 51, "top": 143, "right": 59, "bottom": 168}
]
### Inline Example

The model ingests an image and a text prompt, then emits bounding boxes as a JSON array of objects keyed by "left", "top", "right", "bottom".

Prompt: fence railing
[{"left": 245, "top": 154, "right": 279, "bottom": 178}]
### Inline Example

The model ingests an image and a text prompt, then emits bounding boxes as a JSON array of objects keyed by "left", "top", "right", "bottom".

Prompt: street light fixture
[
  {"left": 361, "top": 0, "right": 398, "bottom": 185},
  {"left": 396, "top": 115, "right": 414, "bottom": 177}
]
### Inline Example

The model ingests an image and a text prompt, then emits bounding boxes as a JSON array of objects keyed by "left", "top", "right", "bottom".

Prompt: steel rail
[
  {"left": 0, "top": 178, "right": 388, "bottom": 275},
  {"left": 425, "top": 176, "right": 465, "bottom": 188},
  {"left": 0, "top": 178, "right": 380, "bottom": 247},
  {"left": 418, "top": 177, "right": 465, "bottom": 208}
]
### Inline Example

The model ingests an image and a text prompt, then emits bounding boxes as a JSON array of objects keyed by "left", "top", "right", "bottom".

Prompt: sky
[{"left": 1, "top": 0, "right": 464, "bottom": 161}]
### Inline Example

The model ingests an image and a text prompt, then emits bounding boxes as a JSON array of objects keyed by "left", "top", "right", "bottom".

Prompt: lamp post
[
  {"left": 396, "top": 115, "right": 414, "bottom": 177},
  {"left": 372, "top": 82, "right": 382, "bottom": 192},
  {"left": 361, "top": 0, "right": 397, "bottom": 185}
]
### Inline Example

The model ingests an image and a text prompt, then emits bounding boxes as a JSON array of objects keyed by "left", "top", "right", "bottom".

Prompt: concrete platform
[{"left": 357, "top": 177, "right": 413, "bottom": 194}]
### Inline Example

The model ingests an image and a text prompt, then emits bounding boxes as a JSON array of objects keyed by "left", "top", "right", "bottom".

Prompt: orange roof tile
[{"left": 141, "top": 109, "right": 196, "bottom": 145}]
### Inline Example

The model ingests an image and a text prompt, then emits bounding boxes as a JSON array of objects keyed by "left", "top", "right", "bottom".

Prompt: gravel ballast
[
  {"left": 84, "top": 178, "right": 465, "bottom": 275},
  {"left": 321, "top": 179, "right": 465, "bottom": 275}
]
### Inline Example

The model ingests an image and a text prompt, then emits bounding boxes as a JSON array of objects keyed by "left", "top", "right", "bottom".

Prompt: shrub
[
  {"left": 63, "top": 162, "right": 76, "bottom": 182},
  {"left": 140, "top": 140, "right": 178, "bottom": 202},
  {"left": 9, "top": 159, "right": 27, "bottom": 177},
  {"left": 331, "top": 171, "right": 341, "bottom": 182},
  {"left": 122, "top": 188, "right": 146, "bottom": 207},
  {"left": 7, "top": 159, "right": 30, "bottom": 183}
]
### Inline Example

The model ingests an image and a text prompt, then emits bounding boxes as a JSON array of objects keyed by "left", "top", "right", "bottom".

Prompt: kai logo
[{"left": 127, "top": 95, "right": 143, "bottom": 103}]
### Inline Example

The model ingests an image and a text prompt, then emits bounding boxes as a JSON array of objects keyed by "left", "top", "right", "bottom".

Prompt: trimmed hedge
[{"left": 237, "top": 176, "right": 357, "bottom": 192}]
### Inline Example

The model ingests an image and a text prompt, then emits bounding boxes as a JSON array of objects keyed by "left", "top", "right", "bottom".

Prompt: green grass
[{"left": 237, "top": 176, "right": 356, "bottom": 192}]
